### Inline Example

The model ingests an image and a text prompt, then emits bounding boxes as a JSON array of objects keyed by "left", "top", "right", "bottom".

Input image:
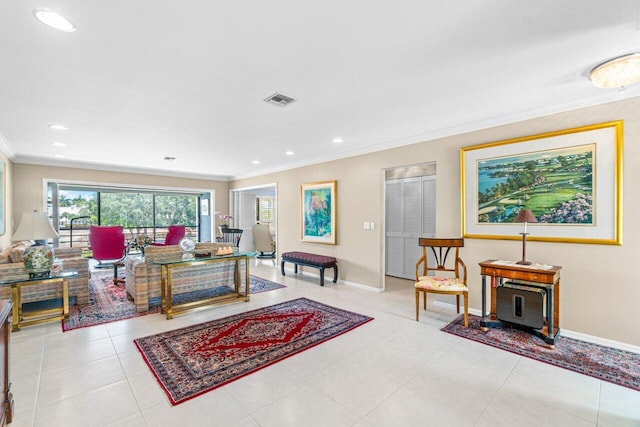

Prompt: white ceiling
[{"left": 1, "top": 1, "right": 639, "bottom": 180}]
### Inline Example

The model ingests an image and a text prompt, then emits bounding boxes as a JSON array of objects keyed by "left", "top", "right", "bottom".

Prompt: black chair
[{"left": 217, "top": 228, "right": 243, "bottom": 247}]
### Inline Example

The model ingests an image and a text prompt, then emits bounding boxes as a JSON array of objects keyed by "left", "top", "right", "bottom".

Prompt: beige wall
[
  {"left": 6, "top": 97, "right": 638, "bottom": 346},
  {"left": 233, "top": 96, "right": 640, "bottom": 347},
  {"left": 10, "top": 164, "right": 230, "bottom": 235},
  {"left": 0, "top": 149, "right": 12, "bottom": 250}
]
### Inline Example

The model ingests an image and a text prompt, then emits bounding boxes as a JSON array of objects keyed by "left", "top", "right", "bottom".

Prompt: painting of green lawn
[{"left": 477, "top": 144, "right": 594, "bottom": 224}]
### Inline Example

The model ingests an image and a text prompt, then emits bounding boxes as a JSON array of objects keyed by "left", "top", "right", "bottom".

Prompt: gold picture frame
[
  {"left": 301, "top": 181, "right": 337, "bottom": 244},
  {"left": 460, "top": 121, "right": 623, "bottom": 244}
]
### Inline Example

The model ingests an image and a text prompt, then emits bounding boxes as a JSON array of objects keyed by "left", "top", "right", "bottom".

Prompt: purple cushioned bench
[{"left": 281, "top": 251, "right": 338, "bottom": 286}]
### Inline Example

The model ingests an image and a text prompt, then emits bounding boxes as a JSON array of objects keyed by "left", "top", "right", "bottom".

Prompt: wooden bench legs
[{"left": 281, "top": 260, "right": 338, "bottom": 286}]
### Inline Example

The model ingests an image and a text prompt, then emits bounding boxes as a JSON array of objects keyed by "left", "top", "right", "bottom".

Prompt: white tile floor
[{"left": 8, "top": 259, "right": 640, "bottom": 426}]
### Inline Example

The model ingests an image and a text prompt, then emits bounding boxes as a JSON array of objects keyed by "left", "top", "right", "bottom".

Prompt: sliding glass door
[{"left": 48, "top": 182, "right": 205, "bottom": 248}]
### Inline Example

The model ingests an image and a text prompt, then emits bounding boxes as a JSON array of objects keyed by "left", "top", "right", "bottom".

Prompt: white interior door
[
  {"left": 385, "top": 175, "right": 436, "bottom": 279},
  {"left": 237, "top": 192, "right": 256, "bottom": 252}
]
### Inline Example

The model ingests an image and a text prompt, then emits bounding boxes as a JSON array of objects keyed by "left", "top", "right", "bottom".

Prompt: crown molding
[
  {"left": 0, "top": 131, "right": 15, "bottom": 159},
  {"left": 12, "top": 156, "right": 231, "bottom": 182}
]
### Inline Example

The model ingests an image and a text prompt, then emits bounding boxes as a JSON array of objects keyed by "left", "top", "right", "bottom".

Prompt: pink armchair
[
  {"left": 151, "top": 225, "right": 186, "bottom": 246},
  {"left": 89, "top": 225, "right": 128, "bottom": 284}
]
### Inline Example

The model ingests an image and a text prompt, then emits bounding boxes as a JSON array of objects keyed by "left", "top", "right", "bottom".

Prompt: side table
[
  {"left": 0, "top": 271, "right": 77, "bottom": 331},
  {"left": 478, "top": 260, "right": 562, "bottom": 348}
]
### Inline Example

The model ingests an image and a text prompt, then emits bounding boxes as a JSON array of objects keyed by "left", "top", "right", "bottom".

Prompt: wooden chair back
[{"left": 416, "top": 237, "right": 465, "bottom": 281}]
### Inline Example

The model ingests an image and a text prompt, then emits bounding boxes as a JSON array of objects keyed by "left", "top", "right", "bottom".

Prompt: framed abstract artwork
[
  {"left": 301, "top": 181, "right": 336, "bottom": 244},
  {"left": 460, "top": 121, "right": 623, "bottom": 244}
]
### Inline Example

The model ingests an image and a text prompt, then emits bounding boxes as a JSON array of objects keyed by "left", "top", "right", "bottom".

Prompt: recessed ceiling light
[
  {"left": 285, "top": 150, "right": 295, "bottom": 156},
  {"left": 332, "top": 137, "right": 344, "bottom": 144},
  {"left": 53, "top": 154, "right": 65, "bottom": 159},
  {"left": 164, "top": 156, "right": 176, "bottom": 161},
  {"left": 48, "top": 123, "right": 69, "bottom": 130},
  {"left": 33, "top": 9, "right": 76, "bottom": 33},
  {"left": 252, "top": 160, "right": 260, "bottom": 165},
  {"left": 52, "top": 142, "right": 67, "bottom": 147}
]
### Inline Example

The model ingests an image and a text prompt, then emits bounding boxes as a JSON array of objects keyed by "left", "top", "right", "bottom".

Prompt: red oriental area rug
[
  {"left": 442, "top": 314, "right": 640, "bottom": 392},
  {"left": 62, "top": 270, "right": 285, "bottom": 331},
  {"left": 134, "top": 298, "right": 373, "bottom": 405}
]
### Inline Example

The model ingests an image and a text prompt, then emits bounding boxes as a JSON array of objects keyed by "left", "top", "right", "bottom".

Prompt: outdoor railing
[{"left": 56, "top": 225, "right": 199, "bottom": 249}]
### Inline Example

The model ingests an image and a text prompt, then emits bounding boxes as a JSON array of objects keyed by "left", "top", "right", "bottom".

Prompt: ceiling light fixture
[
  {"left": 33, "top": 9, "right": 76, "bottom": 33},
  {"left": 164, "top": 156, "right": 176, "bottom": 161},
  {"left": 332, "top": 137, "right": 344, "bottom": 144},
  {"left": 252, "top": 160, "right": 260, "bottom": 165},
  {"left": 285, "top": 150, "right": 295, "bottom": 156},
  {"left": 51, "top": 142, "right": 67, "bottom": 147},
  {"left": 590, "top": 53, "right": 640, "bottom": 89},
  {"left": 48, "top": 123, "right": 69, "bottom": 130}
]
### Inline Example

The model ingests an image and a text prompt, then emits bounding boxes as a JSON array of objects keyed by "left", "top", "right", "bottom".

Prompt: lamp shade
[
  {"left": 514, "top": 209, "right": 537, "bottom": 224},
  {"left": 12, "top": 212, "right": 59, "bottom": 241}
]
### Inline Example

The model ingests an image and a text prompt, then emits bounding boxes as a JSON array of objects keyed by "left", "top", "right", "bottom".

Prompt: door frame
[{"left": 382, "top": 162, "right": 437, "bottom": 290}]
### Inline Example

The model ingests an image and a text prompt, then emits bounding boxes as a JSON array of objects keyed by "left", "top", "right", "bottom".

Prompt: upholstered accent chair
[
  {"left": 415, "top": 237, "right": 468, "bottom": 327},
  {"left": 150, "top": 225, "right": 186, "bottom": 246},
  {"left": 252, "top": 223, "right": 275, "bottom": 258},
  {"left": 89, "top": 225, "right": 128, "bottom": 284}
]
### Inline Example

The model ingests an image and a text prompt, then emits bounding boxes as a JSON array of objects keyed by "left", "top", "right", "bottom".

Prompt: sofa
[
  {"left": 0, "top": 241, "right": 90, "bottom": 305},
  {"left": 124, "top": 242, "right": 240, "bottom": 312}
]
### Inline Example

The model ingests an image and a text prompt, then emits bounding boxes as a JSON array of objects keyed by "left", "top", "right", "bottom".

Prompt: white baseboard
[
  {"left": 560, "top": 329, "right": 640, "bottom": 354},
  {"left": 433, "top": 301, "right": 640, "bottom": 354},
  {"left": 341, "top": 279, "right": 383, "bottom": 292},
  {"left": 282, "top": 266, "right": 383, "bottom": 292}
]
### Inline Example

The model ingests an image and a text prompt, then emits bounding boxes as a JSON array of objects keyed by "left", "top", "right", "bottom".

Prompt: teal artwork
[
  {"left": 304, "top": 188, "right": 331, "bottom": 236},
  {"left": 301, "top": 181, "right": 336, "bottom": 244}
]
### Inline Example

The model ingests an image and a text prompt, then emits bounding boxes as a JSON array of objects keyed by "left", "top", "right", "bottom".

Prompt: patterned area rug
[
  {"left": 442, "top": 314, "right": 640, "bottom": 392},
  {"left": 135, "top": 298, "right": 373, "bottom": 405},
  {"left": 62, "top": 270, "right": 286, "bottom": 331}
]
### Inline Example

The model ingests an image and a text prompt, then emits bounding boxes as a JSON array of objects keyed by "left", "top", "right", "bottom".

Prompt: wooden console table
[
  {"left": 0, "top": 300, "right": 13, "bottom": 426},
  {"left": 479, "top": 260, "right": 562, "bottom": 347},
  {"left": 153, "top": 253, "right": 254, "bottom": 319}
]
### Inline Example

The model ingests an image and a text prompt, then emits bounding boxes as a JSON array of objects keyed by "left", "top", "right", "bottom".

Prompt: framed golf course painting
[{"left": 461, "top": 121, "right": 623, "bottom": 244}]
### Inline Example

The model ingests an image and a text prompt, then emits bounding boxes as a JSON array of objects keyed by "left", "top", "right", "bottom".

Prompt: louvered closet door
[{"left": 385, "top": 176, "right": 436, "bottom": 279}]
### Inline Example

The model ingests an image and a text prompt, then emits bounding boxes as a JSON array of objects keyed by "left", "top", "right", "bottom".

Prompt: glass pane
[
  {"left": 101, "top": 192, "right": 152, "bottom": 229},
  {"left": 154, "top": 194, "right": 197, "bottom": 227},
  {"left": 57, "top": 189, "right": 98, "bottom": 248}
]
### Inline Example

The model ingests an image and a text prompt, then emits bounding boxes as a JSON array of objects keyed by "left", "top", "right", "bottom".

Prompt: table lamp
[
  {"left": 12, "top": 211, "right": 59, "bottom": 277},
  {"left": 514, "top": 209, "right": 537, "bottom": 265}
]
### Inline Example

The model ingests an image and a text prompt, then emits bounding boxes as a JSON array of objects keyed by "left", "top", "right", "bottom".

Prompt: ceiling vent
[{"left": 264, "top": 92, "right": 297, "bottom": 107}]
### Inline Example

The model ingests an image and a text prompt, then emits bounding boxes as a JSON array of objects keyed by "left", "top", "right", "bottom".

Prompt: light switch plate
[{"left": 363, "top": 222, "right": 370, "bottom": 230}]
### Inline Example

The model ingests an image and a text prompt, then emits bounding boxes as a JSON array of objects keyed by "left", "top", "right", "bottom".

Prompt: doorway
[
  {"left": 229, "top": 184, "right": 277, "bottom": 253},
  {"left": 384, "top": 163, "right": 436, "bottom": 280}
]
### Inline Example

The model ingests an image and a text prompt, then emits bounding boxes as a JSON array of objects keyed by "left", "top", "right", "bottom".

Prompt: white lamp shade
[{"left": 12, "top": 212, "right": 59, "bottom": 241}]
